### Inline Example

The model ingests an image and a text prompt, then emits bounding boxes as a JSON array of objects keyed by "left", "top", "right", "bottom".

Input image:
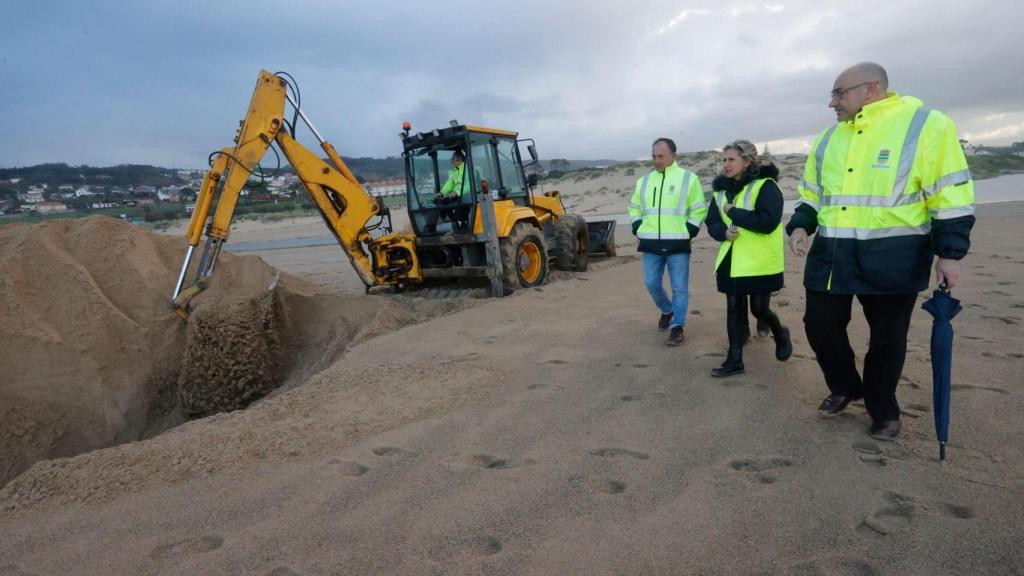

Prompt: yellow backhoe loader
[{"left": 171, "top": 70, "right": 615, "bottom": 317}]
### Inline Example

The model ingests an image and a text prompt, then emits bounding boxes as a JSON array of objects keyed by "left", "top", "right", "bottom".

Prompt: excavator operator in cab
[{"left": 436, "top": 149, "right": 471, "bottom": 230}]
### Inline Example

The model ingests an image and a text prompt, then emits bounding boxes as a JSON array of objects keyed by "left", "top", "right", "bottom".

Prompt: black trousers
[{"left": 803, "top": 289, "right": 917, "bottom": 422}]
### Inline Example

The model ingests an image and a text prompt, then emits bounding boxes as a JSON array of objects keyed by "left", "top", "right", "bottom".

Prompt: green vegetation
[{"left": 965, "top": 154, "right": 1024, "bottom": 179}]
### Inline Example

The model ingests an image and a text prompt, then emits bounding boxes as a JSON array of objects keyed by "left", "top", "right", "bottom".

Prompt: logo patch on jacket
[{"left": 872, "top": 149, "right": 891, "bottom": 168}]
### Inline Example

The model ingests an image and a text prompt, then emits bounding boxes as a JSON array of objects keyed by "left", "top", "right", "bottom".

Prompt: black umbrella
[{"left": 921, "top": 282, "right": 962, "bottom": 463}]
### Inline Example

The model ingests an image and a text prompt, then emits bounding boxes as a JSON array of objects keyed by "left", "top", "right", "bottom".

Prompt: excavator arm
[{"left": 172, "top": 70, "right": 420, "bottom": 318}]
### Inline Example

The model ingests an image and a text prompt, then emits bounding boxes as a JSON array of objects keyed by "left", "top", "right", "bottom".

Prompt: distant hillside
[
  {"left": 3, "top": 151, "right": 1019, "bottom": 190},
  {"left": 0, "top": 164, "right": 185, "bottom": 187}
]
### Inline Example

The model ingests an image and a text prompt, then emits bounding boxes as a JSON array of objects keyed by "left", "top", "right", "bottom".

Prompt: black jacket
[
  {"left": 707, "top": 164, "right": 785, "bottom": 294},
  {"left": 785, "top": 189, "right": 975, "bottom": 295}
]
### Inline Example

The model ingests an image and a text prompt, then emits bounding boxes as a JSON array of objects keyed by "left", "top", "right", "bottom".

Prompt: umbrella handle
[{"left": 938, "top": 281, "right": 949, "bottom": 294}]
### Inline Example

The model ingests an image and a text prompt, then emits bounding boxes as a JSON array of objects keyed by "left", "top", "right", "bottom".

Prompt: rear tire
[
  {"left": 554, "top": 214, "right": 590, "bottom": 272},
  {"left": 499, "top": 222, "right": 548, "bottom": 294}
]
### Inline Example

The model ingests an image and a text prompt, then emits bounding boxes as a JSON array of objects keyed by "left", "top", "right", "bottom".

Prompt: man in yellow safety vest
[
  {"left": 786, "top": 62, "right": 975, "bottom": 441},
  {"left": 628, "top": 137, "right": 708, "bottom": 346}
]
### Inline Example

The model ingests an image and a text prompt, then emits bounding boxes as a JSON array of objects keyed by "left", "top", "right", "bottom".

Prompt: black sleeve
[
  {"left": 706, "top": 196, "right": 727, "bottom": 242},
  {"left": 687, "top": 223, "right": 700, "bottom": 240},
  {"left": 785, "top": 204, "right": 819, "bottom": 236},
  {"left": 931, "top": 214, "right": 975, "bottom": 259},
  {"left": 726, "top": 180, "right": 783, "bottom": 234},
  {"left": 631, "top": 220, "right": 642, "bottom": 236}
]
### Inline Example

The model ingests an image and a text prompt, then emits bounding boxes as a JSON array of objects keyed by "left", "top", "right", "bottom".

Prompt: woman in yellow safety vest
[{"left": 706, "top": 140, "right": 792, "bottom": 377}]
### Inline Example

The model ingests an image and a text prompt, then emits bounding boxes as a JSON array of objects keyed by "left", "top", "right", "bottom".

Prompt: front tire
[{"left": 499, "top": 222, "right": 548, "bottom": 294}]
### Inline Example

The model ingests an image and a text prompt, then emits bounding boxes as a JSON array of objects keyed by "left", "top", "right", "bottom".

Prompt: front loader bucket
[{"left": 586, "top": 220, "right": 617, "bottom": 257}]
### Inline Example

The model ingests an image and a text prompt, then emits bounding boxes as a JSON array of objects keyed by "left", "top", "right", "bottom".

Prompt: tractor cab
[{"left": 402, "top": 123, "right": 537, "bottom": 237}]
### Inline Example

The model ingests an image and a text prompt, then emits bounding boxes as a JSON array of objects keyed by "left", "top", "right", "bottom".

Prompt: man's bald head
[
  {"left": 830, "top": 62, "right": 889, "bottom": 121},
  {"left": 849, "top": 62, "right": 889, "bottom": 92}
]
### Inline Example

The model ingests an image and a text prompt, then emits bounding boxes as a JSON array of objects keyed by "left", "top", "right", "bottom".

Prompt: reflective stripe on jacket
[{"left": 627, "top": 162, "right": 708, "bottom": 254}]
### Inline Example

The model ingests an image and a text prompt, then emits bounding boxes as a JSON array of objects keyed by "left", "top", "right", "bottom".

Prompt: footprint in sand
[
  {"left": 936, "top": 501, "right": 976, "bottom": 519},
  {"left": 982, "top": 315, "right": 1021, "bottom": 325},
  {"left": 527, "top": 383, "right": 563, "bottom": 391},
  {"left": 569, "top": 474, "right": 627, "bottom": 495},
  {"left": 858, "top": 492, "right": 974, "bottom": 537},
  {"left": 589, "top": 447, "right": 650, "bottom": 460},
  {"left": 150, "top": 535, "right": 224, "bottom": 560},
  {"left": 542, "top": 359, "right": 571, "bottom": 365},
  {"left": 982, "top": 351, "right": 1024, "bottom": 359},
  {"left": 852, "top": 439, "right": 888, "bottom": 467},
  {"left": 857, "top": 504, "right": 914, "bottom": 536},
  {"left": 464, "top": 454, "right": 534, "bottom": 470},
  {"left": 620, "top": 394, "right": 642, "bottom": 402},
  {"left": 951, "top": 384, "right": 1010, "bottom": 395},
  {"left": 371, "top": 446, "right": 417, "bottom": 459},
  {"left": 327, "top": 458, "right": 369, "bottom": 477},
  {"left": 901, "top": 403, "right": 931, "bottom": 419},
  {"left": 632, "top": 363, "right": 650, "bottom": 368},
  {"left": 428, "top": 535, "right": 504, "bottom": 562},
  {"left": 898, "top": 375, "right": 922, "bottom": 389},
  {"left": 729, "top": 456, "right": 793, "bottom": 484}
]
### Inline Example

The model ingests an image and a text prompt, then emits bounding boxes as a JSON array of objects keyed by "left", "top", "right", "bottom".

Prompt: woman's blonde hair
[{"left": 723, "top": 140, "right": 761, "bottom": 171}]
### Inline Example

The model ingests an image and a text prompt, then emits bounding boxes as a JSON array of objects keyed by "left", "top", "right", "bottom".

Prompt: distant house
[
  {"left": 75, "top": 186, "right": 94, "bottom": 197},
  {"left": 364, "top": 178, "right": 405, "bottom": 197},
  {"left": 19, "top": 190, "right": 45, "bottom": 204},
  {"left": 157, "top": 186, "right": 182, "bottom": 202},
  {"left": 36, "top": 201, "right": 70, "bottom": 214},
  {"left": 91, "top": 202, "right": 120, "bottom": 209}
]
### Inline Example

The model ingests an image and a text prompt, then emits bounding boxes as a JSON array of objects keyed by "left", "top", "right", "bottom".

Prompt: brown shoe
[{"left": 666, "top": 326, "right": 684, "bottom": 346}]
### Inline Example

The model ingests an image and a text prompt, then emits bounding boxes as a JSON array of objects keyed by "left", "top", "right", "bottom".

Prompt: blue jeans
[{"left": 642, "top": 252, "right": 691, "bottom": 329}]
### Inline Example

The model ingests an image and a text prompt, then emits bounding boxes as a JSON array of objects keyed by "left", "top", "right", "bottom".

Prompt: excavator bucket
[{"left": 587, "top": 220, "right": 617, "bottom": 257}]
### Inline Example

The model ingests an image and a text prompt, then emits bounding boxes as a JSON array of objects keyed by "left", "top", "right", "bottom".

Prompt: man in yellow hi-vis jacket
[
  {"left": 627, "top": 138, "right": 708, "bottom": 346},
  {"left": 786, "top": 62, "right": 975, "bottom": 441}
]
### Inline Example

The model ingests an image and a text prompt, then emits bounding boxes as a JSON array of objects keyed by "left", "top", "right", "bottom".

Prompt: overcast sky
[{"left": 2, "top": 0, "right": 1022, "bottom": 168}]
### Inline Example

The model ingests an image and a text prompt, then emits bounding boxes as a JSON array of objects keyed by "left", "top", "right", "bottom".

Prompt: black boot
[
  {"left": 712, "top": 295, "right": 746, "bottom": 377},
  {"left": 712, "top": 347, "right": 745, "bottom": 377},
  {"left": 750, "top": 293, "right": 791, "bottom": 361},
  {"left": 774, "top": 325, "right": 793, "bottom": 361}
]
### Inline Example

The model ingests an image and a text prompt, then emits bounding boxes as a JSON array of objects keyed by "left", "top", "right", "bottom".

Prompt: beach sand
[{"left": 0, "top": 199, "right": 1021, "bottom": 575}]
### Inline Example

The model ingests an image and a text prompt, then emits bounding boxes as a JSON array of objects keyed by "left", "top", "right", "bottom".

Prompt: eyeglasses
[{"left": 830, "top": 81, "right": 873, "bottom": 100}]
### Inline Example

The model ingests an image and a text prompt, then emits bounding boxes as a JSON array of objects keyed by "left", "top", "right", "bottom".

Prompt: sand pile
[
  {"left": 0, "top": 217, "right": 187, "bottom": 486},
  {"left": 0, "top": 216, "right": 472, "bottom": 488}
]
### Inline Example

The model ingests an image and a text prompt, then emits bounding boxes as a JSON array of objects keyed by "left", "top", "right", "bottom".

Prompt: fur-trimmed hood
[{"left": 712, "top": 163, "right": 780, "bottom": 193}]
